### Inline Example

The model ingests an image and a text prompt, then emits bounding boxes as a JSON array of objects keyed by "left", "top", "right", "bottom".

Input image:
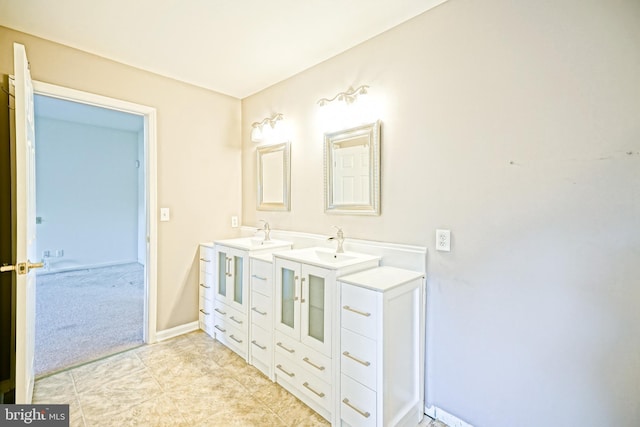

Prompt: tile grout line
[{"left": 69, "top": 370, "right": 87, "bottom": 427}]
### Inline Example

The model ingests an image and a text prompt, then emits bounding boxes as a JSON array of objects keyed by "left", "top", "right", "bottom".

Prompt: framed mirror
[
  {"left": 257, "top": 142, "right": 291, "bottom": 211},
  {"left": 324, "top": 120, "right": 380, "bottom": 215}
]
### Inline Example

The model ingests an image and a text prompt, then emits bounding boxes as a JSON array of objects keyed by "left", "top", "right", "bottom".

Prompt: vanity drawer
[
  {"left": 274, "top": 331, "right": 301, "bottom": 360},
  {"left": 199, "top": 304, "right": 213, "bottom": 333},
  {"left": 341, "top": 374, "right": 376, "bottom": 427},
  {"left": 341, "top": 328, "right": 377, "bottom": 390},
  {"left": 250, "top": 291, "right": 272, "bottom": 326},
  {"left": 298, "top": 371, "right": 332, "bottom": 415},
  {"left": 199, "top": 247, "right": 214, "bottom": 274},
  {"left": 213, "top": 314, "right": 247, "bottom": 357},
  {"left": 250, "top": 259, "right": 272, "bottom": 296},
  {"left": 199, "top": 295, "right": 212, "bottom": 311},
  {"left": 213, "top": 300, "right": 246, "bottom": 326},
  {"left": 341, "top": 283, "right": 379, "bottom": 339},
  {"left": 250, "top": 324, "right": 272, "bottom": 367},
  {"left": 297, "top": 341, "right": 332, "bottom": 384},
  {"left": 275, "top": 331, "right": 332, "bottom": 383},
  {"left": 199, "top": 272, "right": 214, "bottom": 300},
  {"left": 274, "top": 354, "right": 332, "bottom": 414}
]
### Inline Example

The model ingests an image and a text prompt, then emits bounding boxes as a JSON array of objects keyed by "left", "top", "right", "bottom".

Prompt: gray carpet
[{"left": 35, "top": 263, "right": 144, "bottom": 377}]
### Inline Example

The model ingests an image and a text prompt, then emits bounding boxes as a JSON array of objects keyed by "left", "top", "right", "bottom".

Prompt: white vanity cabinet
[
  {"left": 198, "top": 244, "right": 215, "bottom": 337},
  {"left": 338, "top": 267, "right": 425, "bottom": 427},
  {"left": 212, "top": 238, "right": 292, "bottom": 361},
  {"left": 273, "top": 248, "right": 380, "bottom": 423},
  {"left": 248, "top": 254, "right": 275, "bottom": 378}
]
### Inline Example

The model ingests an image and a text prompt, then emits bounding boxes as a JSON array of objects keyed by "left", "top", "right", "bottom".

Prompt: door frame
[{"left": 32, "top": 81, "right": 158, "bottom": 344}]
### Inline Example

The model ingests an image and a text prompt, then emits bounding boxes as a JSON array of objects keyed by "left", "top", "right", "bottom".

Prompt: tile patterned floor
[{"left": 33, "top": 331, "right": 445, "bottom": 426}]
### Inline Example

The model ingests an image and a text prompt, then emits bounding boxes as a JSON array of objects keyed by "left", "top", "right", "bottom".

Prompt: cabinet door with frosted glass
[
  {"left": 215, "top": 246, "right": 230, "bottom": 303},
  {"left": 300, "top": 264, "right": 332, "bottom": 356},
  {"left": 227, "top": 247, "right": 246, "bottom": 312},
  {"left": 275, "top": 258, "right": 301, "bottom": 340},
  {"left": 215, "top": 245, "right": 247, "bottom": 311}
]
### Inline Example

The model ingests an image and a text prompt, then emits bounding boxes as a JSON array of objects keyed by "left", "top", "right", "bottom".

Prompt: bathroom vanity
[
  {"left": 210, "top": 238, "right": 292, "bottom": 360},
  {"left": 201, "top": 237, "right": 426, "bottom": 426},
  {"left": 273, "top": 247, "right": 381, "bottom": 423}
]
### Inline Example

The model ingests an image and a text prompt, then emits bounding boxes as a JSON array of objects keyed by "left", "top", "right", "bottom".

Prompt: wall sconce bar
[
  {"left": 317, "top": 85, "right": 369, "bottom": 106},
  {"left": 251, "top": 113, "right": 284, "bottom": 142}
]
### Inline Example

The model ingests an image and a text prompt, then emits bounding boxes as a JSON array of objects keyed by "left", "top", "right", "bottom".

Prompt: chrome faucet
[
  {"left": 328, "top": 226, "right": 345, "bottom": 253},
  {"left": 257, "top": 220, "right": 271, "bottom": 241}
]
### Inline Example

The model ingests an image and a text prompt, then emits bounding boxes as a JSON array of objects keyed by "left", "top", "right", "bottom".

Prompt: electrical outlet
[
  {"left": 436, "top": 229, "right": 451, "bottom": 252},
  {"left": 231, "top": 216, "right": 239, "bottom": 228}
]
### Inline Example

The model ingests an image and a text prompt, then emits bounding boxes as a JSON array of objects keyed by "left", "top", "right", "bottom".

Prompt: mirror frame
[
  {"left": 257, "top": 142, "right": 291, "bottom": 211},
  {"left": 324, "top": 120, "right": 381, "bottom": 215}
]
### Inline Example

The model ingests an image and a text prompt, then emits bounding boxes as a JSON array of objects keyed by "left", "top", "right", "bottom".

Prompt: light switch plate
[
  {"left": 160, "top": 208, "right": 170, "bottom": 222},
  {"left": 436, "top": 229, "right": 451, "bottom": 251}
]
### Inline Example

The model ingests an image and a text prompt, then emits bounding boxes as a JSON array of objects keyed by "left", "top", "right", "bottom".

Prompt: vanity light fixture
[
  {"left": 251, "top": 113, "right": 284, "bottom": 143},
  {"left": 317, "top": 85, "right": 369, "bottom": 107}
]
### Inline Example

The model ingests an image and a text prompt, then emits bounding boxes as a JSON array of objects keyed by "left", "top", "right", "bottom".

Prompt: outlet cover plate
[{"left": 436, "top": 229, "right": 451, "bottom": 251}]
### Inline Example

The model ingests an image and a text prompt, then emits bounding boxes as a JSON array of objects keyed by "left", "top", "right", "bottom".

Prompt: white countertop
[{"left": 338, "top": 266, "right": 424, "bottom": 292}]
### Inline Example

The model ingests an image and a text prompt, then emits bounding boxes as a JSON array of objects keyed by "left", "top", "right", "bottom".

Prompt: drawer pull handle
[
  {"left": 251, "top": 340, "right": 267, "bottom": 350},
  {"left": 276, "top": 342, "right": 295, "bottom": 353},
  {"left": 199, "top": 309, "right": 210, "bottom": 315},
  {"left": 214, "top": 325, "right": 226, "bottom": 333},
  {"left": 343, "top": 305, "right": 371, "bottom": 317},
  {"left": 200, "top": 258, "right": 211, "bottom": 263},
  {"left": 303, "top": 382, "right": 325, "bottom": 398},
  {"left": 300, "top": 277, "right": 306, "bottom": 303},
  {"left": 251, "top": 307, "right": 267, "bottom": 316},
  {"left": 230, "top": 334, "right": 242, "bottom": 343},
  {"left": 214, "top": 308, "right": 227, "bottom": 316},
  {"left": 342, "top": 398, "right": 370, "bottom": 418},
  {"left": 199, "top": 283, "right": 211, "bottom": 288},
  {"left": 343, "top": 351, "right": 371, "bottom": 367},
  {"left": 252, "top": 274, "right": 267, "bottom": 281},
  {"left": 303, "top": 357, "right": 325, "bottom": 371},
  {"left": 230, "top": 316, "right": 243, "bottom": 324},
  {"left": 276, "top": 364, "right": 295, "bottom": 377}
]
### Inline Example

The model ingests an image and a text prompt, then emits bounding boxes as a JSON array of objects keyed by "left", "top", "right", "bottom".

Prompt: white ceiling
[{"left": 0, "top": 0, "right": 446, "bottom": 98}]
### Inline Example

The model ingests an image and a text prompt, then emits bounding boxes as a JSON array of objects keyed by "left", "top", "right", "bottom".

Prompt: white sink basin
[
  {"left": 313, "top": 249, "right": 357, "bottom": 264},
  {"left": 214, "top": 237, "right": 292, "bottom": 251},
  {"left": 274, "top": 247, "right": 380, "bottom": 270}
]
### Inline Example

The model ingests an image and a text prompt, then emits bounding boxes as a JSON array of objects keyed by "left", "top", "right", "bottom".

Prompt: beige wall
[
  {"left": 242, "top": 0, "right": 640, "bottom": 426},
  {"left": 0, "top": 26, "right": 242, "bottom": 331}
]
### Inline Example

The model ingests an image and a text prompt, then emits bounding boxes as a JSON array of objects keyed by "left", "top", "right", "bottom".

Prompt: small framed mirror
[
  {"left": 324, "top": 120, "right": 380, "bottom": 215},
  {"left": 257, "top": 142, "right": 291, "bottom": 211}
]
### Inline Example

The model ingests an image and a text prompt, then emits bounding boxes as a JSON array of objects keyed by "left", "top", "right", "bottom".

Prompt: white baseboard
[
  {"left": 156, "top": 321, "right": 199, "bottom": 342},
  {"left": 430, "top": 407, "right": 473, "bottom": 427},
  {"left": 37, "top": 259, "right": 141, "bottom": 275},
  {"left": 424, "top": 405, "right": 436, "bottom": 418}
]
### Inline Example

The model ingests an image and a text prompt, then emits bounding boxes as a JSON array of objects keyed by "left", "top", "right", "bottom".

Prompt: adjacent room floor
[
  {"left": 35, "top": 263, "right": 145, "bottom": 376},
  {"left": 33, "top": 331, "right": 447, "bottom": 427}
]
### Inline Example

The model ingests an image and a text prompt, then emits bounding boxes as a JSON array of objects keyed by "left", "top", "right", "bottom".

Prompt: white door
[
  {"left": 332, "top": 144, "right": 370, "bottom": 205},
  {"left": 9, "top": 43, "right": 42, "bottom": 403}
]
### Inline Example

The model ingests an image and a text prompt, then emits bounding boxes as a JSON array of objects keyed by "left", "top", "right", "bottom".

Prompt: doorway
[{"left": 31, "top": 82, "right": 158, "bottom": 376}]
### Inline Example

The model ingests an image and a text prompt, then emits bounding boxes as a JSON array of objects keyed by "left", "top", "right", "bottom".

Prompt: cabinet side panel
[{"left": 384, "top": 282, "right": 421, "bottom": 425}]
